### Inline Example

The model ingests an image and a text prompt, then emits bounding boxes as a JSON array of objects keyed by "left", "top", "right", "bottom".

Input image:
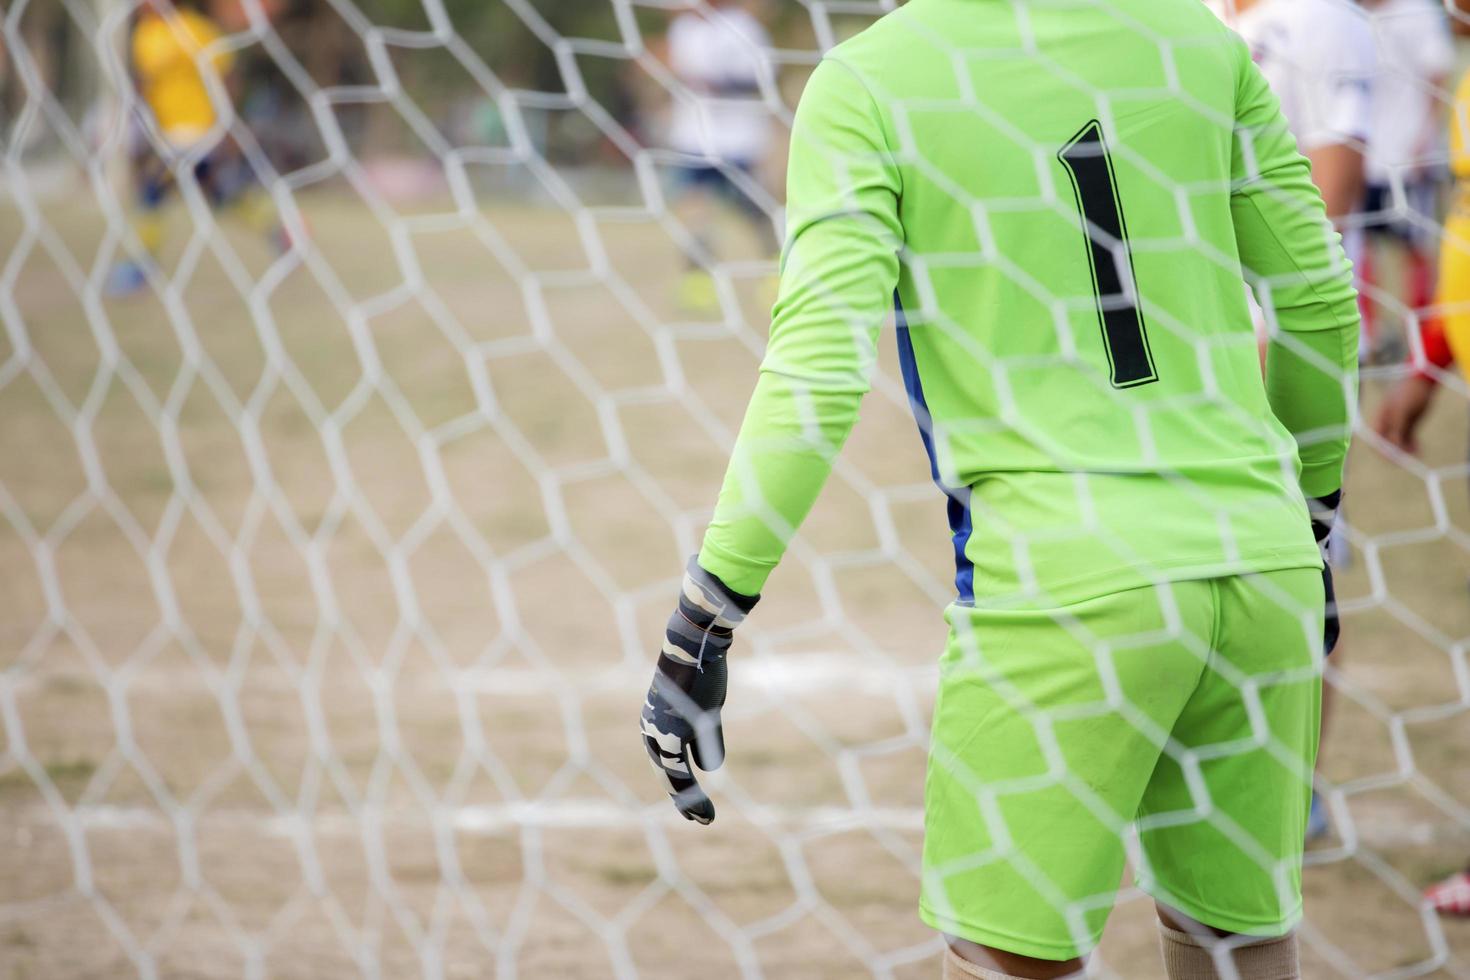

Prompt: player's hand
[
  {"left": 1373, "top": 374, "right": 1435, "bottom": 455},
  {"left": 639, "top": 560, "right": 758, "bottom": 824},
  {"left": 1311, "top": 492, "right": 1342, "bottom": 656}
]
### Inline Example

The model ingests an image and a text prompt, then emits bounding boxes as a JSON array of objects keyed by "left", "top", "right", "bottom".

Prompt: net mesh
[{"left": 0, "top": 0, "right": 1468, "bottom": 976}]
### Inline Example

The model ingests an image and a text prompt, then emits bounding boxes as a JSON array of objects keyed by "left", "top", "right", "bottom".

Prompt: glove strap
[
  {"left": 662, "top": 559, "right": 759, "bottom": 670},
  {"left": 1309, "top": 490, "right": 1341, "bottom": 536},
  {"left": 676, "top": 558, "right": 759, "bottom": 633},
  {"left": 1309, "top": 489, "right": 1342, "bottom": 561}
]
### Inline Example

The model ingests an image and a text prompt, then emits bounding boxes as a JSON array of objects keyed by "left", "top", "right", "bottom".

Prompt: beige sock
[
  {"left": 943, "top": 945, "right": 1021, "bottom": 980},
  {"left": 1158, "top": 924, "right": 1300, "bottom": 980},
  {"left": 943, "top": 944, "right": 1085, "bottom": 980}
]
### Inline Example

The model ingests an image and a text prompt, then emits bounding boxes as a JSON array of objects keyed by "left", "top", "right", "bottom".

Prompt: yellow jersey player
[
  {"left": 133, "top": 0, "right": 230, "bottom": 148},
  {"left": 109, "top": 0, "right": 283, "bottom": 295},
  {"left": 1437, "top": 69, "right": 1470, "bottom": 376}
]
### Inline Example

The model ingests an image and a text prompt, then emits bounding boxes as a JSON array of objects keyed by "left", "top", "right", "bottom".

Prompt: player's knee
[{"left": 943, "top": 935, "right": 1085, "bottom": 980}]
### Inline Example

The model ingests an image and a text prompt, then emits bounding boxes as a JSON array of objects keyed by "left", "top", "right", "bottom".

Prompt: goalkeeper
[{"left": 639, "top": 1, "right": 1358, "bottom": 978}]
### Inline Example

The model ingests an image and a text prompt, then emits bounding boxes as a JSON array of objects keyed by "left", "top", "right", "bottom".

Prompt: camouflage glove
[
  {"left": 639, "top": 559, "right": 758, "bottom": 825},
  {"left": 1311, "top": 490, "right": 1342, "bottom": 656}
]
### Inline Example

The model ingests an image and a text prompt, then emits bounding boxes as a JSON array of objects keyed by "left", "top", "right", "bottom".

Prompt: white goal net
[{"left": 1, "top": 0, "right": 1468, "bottom": 977}]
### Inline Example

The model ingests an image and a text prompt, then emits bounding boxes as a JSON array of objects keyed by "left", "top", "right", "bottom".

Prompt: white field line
[
  {"left": 7, "top": 654, "right": 941, "bottom": 699},
  {"left": 467, "top": 654, "right": 940, "bottom": 696},
  {"left": 19, "top": 800, "right": 1459, "bottom": 851},
  {"left": 41, "top": 800, "right": 926, "bottom": 836},
  {"left": 8, "top": 654, "right": 1459, "bottom": 847}
]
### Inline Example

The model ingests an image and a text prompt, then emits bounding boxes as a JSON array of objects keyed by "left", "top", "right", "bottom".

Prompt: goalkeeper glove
[
  {"left": 639, "top": 559, "right": 758, "bottom": 825},
  {"left": 1310, "top": 490, "right": 1342, "bottom": 656}
]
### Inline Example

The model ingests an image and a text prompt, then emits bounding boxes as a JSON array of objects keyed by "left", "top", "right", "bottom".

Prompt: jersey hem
[
  {"left": 697, "top": 539, "right": 776, "bottom": 598},
  {"left": 959, "top": 545, "right": 1324, "bottom": 610},
  {"left": 918, "top": 902, "right": 1096, "bottom": 961},
  {"left": 1136, "top": 885, "right": 1303, "bottom": 938},
  {"left": 919, "top": 892, "right": 1301, "bottom": 961}
]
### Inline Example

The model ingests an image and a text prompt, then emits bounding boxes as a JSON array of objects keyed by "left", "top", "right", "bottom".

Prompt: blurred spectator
[
  {"left": 662, "top": 0, "right": 778, "bottom": 311},
  {"left": 1358, "top": 0, "right": 1455, "bottom": 362}
]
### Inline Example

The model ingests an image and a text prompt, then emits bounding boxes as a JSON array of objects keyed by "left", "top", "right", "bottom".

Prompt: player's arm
[
  {"left": 640, "top": 57, "right": 902, "bottom": 823},
  {"left": 172, "top": 11, "right": 236, "bottom": 101},
  {"left": 1452, "top": 0, "right": 1470, "bottom": 38},
  {"left": 1230, "top": 37, "right": 1360, "bottom": 653},
  {"left": 1297, "top": 17, "right": 1374, "bottom": 224},
  {"left": 1305, "top": 143, "right": 1365, "bottom": 225},
  {"left": 1373, "top": 319, "right": 1453, "bottom": 455},
  {"left": 1231, "top": 36, "right": 1360, "bottom": 498}
]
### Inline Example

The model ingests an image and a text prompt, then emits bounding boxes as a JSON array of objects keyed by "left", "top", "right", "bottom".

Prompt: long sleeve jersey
[
  {"left": 132, "top": 8, "right": 231, "bottom": 141},
  {"left": 698, "top": 0, "right": 1360, "bottom": 607}
]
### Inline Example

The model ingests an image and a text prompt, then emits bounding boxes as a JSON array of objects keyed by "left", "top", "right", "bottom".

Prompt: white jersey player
[
  {"left": 1359, "top": 0, "right": 1454, "bottom": 359},
  {"left": 664, "top": 1, "right": 778, "bottom": 310},
  {"left": 1211, "top": 0, "right": 1375, "bottom": 347},
  {"left": 1364, "top": 0, "right": 1453, "bottom": 191},
  {"left": 666, "top": 1, "right": 772, "bottom": 169},
  {"left": 1210, "top": 0, "right": 1375, "bottom": 223}
]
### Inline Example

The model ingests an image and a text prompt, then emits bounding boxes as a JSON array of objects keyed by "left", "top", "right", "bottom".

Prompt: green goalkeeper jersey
[{"left": 697, "top": 0, "right": 1360, "bottom": 606}]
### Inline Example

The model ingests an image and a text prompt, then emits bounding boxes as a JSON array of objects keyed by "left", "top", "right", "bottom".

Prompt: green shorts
[{"left": 918, "top": 569, "right": 1323, "bottom": 960}]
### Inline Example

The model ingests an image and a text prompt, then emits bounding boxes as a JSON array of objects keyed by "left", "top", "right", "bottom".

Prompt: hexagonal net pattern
[{"left": 1, "top": 0, "right": 1468, "bottom": 977}]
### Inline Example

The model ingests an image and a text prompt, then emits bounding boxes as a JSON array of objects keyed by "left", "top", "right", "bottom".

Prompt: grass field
[{"left": 1, "top": 180, "right": 1469, "bottom": 979}]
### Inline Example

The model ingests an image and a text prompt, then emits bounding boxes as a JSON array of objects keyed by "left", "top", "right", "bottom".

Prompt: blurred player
[
  {"left": 1210, "top": 0, "right": 1374, "bottom": 224},
  {"left": 663, "top": 0, "right": 778, "bottom": 311},
  {"left": 1377, "top": 61, "right": 1470, "bottom": 452},
  {"left": 109, "top": 0, "right": 282, "bottom": 296},
  {"left": 1426, "top": 866, "right": 1470, "bottom": 916},
  {"left": 1370, "top": 305, "right": 1456, "bottom": 454},
  {"left": 1358, "top": 0, "right": 1454, "bottom": 361},
  {"left": 638, "top": 1, "right": 1359, "bottom": 977}
]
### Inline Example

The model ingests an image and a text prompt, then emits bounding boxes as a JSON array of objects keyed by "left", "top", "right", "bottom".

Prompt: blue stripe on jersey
[{"left": 894, "top": 294, "right": 975, "bottom": 604}]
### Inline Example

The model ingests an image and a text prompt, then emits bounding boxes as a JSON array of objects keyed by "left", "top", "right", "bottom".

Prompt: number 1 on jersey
[{"left": 1058, "top": 120, "right": 1159, "bottom": 388}]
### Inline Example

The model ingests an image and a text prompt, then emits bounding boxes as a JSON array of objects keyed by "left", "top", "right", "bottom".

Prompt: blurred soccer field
[{"left": 1, "top": 190, "right": 1469, "bottom": 978}]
